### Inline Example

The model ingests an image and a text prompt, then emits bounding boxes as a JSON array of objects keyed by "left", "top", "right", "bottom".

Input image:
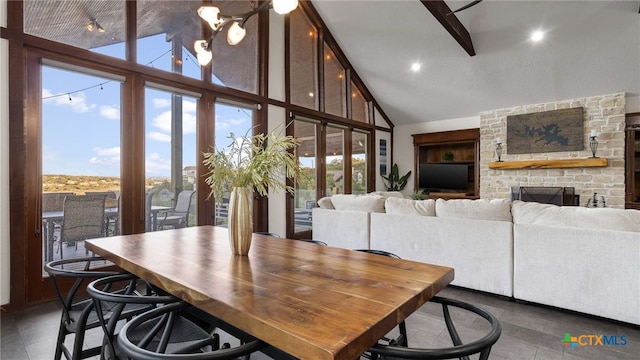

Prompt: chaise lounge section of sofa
[{"left": 312, "top": 194, "right": 640, "bottom": 325}]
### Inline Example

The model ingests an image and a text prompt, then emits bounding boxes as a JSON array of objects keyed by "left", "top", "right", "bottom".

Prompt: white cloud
[
  {"left": 146, "top": 152, "right": 171, "bottom": 175},
  {"left": 89, "top": 147, "right": 120, "bottom": 167},
  {"left": 183, "top": 100, "right": 197, "bottom": 113},
  {"left": 215, "top": 116, "right": 248, "bottom": 131},
  {"left": 147, "top": 131, "right": 171, "bottom": 142},
  {"left": 151, "top": 100, "right": 197, "bottom": 135},
  {"left": 94, "top": 147, "right": 120, "bottom": 156},
  {"left": 42, "top": 89, "right": 96, "bottom": 113},
  {"left": 100, "top": 105, "right": 120, "bottom": 120},
  {"left": 152, "top": 98, "right": 171, "bottom": 109}
]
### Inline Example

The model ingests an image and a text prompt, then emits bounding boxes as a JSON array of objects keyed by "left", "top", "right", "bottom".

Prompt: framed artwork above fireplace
[{"left": 507, "top": 107, "right": 584, "bottom": 154}]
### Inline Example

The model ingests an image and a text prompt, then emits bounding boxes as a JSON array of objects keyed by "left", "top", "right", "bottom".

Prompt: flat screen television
[{"left": 419, "top": 163, "right": 469, "bottom": 193}]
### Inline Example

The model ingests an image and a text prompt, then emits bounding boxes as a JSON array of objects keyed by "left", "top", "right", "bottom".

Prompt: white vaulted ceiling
[{"left": 312, "top": 0, "right": 640, "bottom": 125}]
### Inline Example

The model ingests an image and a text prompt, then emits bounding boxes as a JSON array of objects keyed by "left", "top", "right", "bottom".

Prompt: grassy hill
[{"left": 43, "top": 175, "right": 169, "bottom": 194}]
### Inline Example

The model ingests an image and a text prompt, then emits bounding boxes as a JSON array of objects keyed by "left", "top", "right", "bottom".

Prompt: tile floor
[{"left": 1, "top": 286, "right": 638, "bottom": 359}]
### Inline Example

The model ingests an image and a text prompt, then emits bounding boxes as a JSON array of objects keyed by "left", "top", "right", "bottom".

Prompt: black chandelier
[{"left": 194, "top": 0, "right": 298, "bottom": 66}]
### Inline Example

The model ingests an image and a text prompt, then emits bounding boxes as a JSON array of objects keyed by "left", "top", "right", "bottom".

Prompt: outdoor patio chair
[
  {"left": 58, "top": 194, "right": 107, "bottom": 259},
  {"left": 157, "top": 190, "right": 195, "bottom": 230}
]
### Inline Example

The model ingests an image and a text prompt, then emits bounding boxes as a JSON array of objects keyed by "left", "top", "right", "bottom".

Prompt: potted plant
[
  {"left": 410, "top": 189, "right": 426, "bottom": 200},
  {"left": 202, "top": 130, "right": 301, "bottom": 255},
  {"left": 443, "top": 151, "right": 454, "bottom": 161},
  {"left": 381, "top": 163, "right": 411, "bottom": 191}
]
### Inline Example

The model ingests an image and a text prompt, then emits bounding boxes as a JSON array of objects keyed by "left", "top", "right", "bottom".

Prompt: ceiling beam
[{"left": 420, "top": 0, "right": 476, "bottom": 56}]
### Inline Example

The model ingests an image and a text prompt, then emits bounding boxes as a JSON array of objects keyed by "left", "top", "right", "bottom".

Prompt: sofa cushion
[
  {"left": 317, "top": 197, "right": 335, "bottom": 209},
  {"left": 435, "top": 198, "right": 513, "bottom": 222},
  {"left": 511, "top": 200, "right": 640, "bottom": 232},
  {"left": 329, "top": 194, "right": 386, "bottom": 213},
  {"left": 384, "top": 197, "right": 436, "bottom": 216},
  {"left": 369, "top": 191, "right": 405, "bottom": 199}
]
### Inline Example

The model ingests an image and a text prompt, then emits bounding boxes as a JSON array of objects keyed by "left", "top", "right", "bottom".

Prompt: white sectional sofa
[
  {"left": 312, "top": 194, "right": 640, "bottom": 325},
  {"left": 511, "top": 201, "right": 640, "bottom": 325}
]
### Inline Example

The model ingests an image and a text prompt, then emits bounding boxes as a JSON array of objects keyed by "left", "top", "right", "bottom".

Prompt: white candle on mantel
[
  {"left": 590, "top": 130, "right": 597, "bottom": 137},
  {"left": 496, "top": 137, "right": 502, "bottom": 144}
]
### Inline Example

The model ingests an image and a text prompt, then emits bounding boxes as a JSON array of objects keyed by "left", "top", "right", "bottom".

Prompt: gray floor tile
[{"left": 2, "top": 286, "right": 638, "bottom": 360}]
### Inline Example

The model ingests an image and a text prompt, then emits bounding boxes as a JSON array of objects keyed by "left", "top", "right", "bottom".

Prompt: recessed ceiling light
[
  {"left": 411, "top": 62, "right": 421, "bottom": 72},
  {"left": 531, "top": 30, "right": 544, "bottom": 42},
  {"left": 308, "top": 92, "right": 314, "bottom": 97}
]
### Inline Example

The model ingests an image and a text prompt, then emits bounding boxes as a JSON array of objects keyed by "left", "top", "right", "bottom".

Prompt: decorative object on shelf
[
  {"left": 589, "top": 130, "right": 599, "bottom": 158},
  {"left": 495, "top": 137, "right": 503, "bottom": 162},
  {"left": 381, "top": 164, "right": 411, "bottom": 191},
  {"left": 203, "top": 129, "right": 301, "bottom": 255},
  {"left": 194, "top": 0, "right": 299, "bottom": 66},
  {"left": 586, "top": 192, "right": 606, "bottom": 208},
  {"left": 443, "top": 151, "right": 454, "bottom": 161}
]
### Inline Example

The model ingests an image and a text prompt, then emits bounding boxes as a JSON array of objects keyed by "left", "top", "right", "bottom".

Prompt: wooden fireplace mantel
[{"left": 488, "top": 158, "right": 608, "bottom": 170}]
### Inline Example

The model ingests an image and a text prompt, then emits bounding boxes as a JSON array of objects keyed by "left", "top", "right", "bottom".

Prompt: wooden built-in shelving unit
[
  {"left": 626, "top": 112, "right": 640, "bottom": 209},
  {"left": 413, "top": 129, "right": 480, "bottom": 199}
]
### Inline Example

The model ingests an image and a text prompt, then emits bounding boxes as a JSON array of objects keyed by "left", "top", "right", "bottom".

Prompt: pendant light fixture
[{"left": 194, "top": 0, "right": 299, "bottom": 66}]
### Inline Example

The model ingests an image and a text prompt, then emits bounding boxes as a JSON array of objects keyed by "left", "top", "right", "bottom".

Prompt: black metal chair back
[
  {"left": 44, "top": 256, "right": 122, "bottom": 360},
  {"left": 117, "top": 302, "right": 267, "bottom": 359},
  {"left": 87, "top": 273, "right": 174, "bottom": 360},
  {"left": 367, "top": 296, "right": 502, "bottom": 360}
]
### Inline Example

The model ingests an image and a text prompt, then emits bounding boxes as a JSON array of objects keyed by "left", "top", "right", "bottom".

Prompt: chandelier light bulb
[
  {"left": 198, "top": 6, "right": 223, "bottom": 30},
  {"left": 194, "top": 40, "right": 212, "bottom": 66},
  {"left": 227, "top": 22, "right": 247, "bottom": 45},
  {"left": 272, "top": 0, "right": 299, "bottom": 15}
]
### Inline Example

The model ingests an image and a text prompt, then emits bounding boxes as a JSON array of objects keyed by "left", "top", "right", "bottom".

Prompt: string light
[{"left": 42, "top": 49, "right": 173, "bottom": 101}]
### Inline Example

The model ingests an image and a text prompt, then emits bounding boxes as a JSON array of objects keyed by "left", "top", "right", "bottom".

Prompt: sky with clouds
[{"left": 42, "top": 66, "right": 252, "bottom": 179}]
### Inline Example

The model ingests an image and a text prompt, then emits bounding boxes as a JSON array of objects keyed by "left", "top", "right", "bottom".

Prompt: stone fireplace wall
[{"left": 479, "top": 92, "right": 626, "bottom": 208}]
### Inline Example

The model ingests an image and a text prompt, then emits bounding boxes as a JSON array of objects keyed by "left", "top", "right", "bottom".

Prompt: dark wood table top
[{"left": 86, "top": 226, "right": 454, "bottom": 360}]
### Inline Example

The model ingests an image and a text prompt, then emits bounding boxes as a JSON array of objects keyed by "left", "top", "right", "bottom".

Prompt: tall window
[
  {"left": 212, "top": 101, "right": 255, "bottom": 227},
  {"left": 136, "top": 0, "right": 203, "bottom": 80},
  {"left": 324, "top": 44, "right": 346, "bottom": 117},
  {"left": 351, "top": 81, "right": 368, "bottom": 122},
  {"left": 144, "top": 86, "right": 199, "bottom": 232},
  {"left": 293, "top": 119, "right": 318, "bottom": 235},
  {"left": 352, "top": 131, "right": 368, "bottom": 194},
  {"left": 24, "top": 0, "right": 126, "bottom": 59},
  {"left": 289, "top": 9, "right": 318, "bottom": 110},
  {"left": 209, "top": 1, "right": 259, "bottom": 94},
  {"left": 326, "top": 126, "right": 345, "bottom": 195},
  {"left": 41, "top": 63, "right": 122, "bottom": 269}
]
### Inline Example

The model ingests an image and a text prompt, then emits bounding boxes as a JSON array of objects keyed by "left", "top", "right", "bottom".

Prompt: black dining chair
[
  {"left": 88, "top": 273, "right": 220, "bottom": 360},
  {"left": 117, "top": 301, "right": 267, "bottom": 359},
  {"left": 44, "top": 257, "right": 147, "bottom": 360},
  {"left": 254, "top": 231, "right": 281, "bottom": 237},
  {"left": 300, "top": 239, "right": 328, "bottom": 246},
  {"left": 365, "top": 296, "right": 502, "bottom": 360}
]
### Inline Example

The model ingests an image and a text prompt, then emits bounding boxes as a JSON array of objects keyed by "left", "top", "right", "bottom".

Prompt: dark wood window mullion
[
  {"left": 197, "top": 95, "right": 214, "bottom": 226},
  {"left": 318, "top": 123, "right": 327, "bottom": 198},
  {"left": 345, "top": 69, "right": 353, "bottom": 120},
  {"left": 317, "top": 29, "right": 325, "bottom": 114},
  {"left": 344, "top": 128, "right": 353, "bottom": 194}
]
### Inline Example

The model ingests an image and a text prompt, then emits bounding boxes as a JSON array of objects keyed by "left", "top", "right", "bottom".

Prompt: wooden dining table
[{"left": 85, "top": 226, "right": 454, "bottom": 360}]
